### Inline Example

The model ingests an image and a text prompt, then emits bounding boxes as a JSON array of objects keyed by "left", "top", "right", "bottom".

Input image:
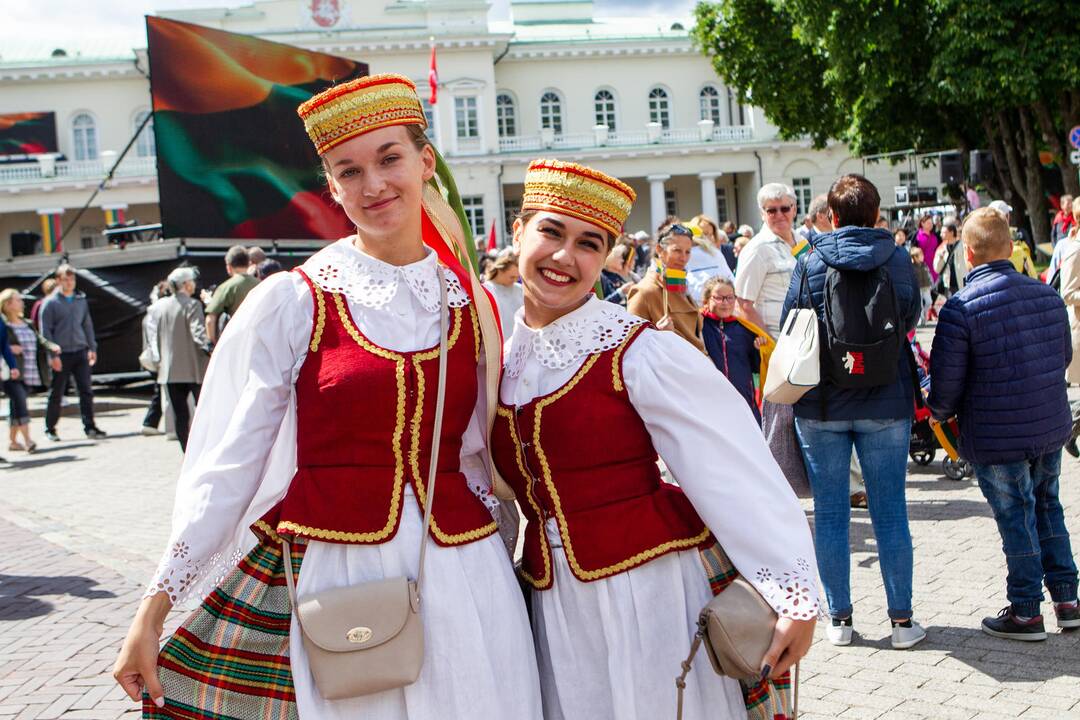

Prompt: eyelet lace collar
[
  {"left": 304, "top": 238, "right": 470, "bottom": 312},
  {"left": 505, "top": 296, "right": 647, "bottom": 377}
]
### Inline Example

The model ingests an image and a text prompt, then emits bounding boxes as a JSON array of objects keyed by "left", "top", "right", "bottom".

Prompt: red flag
[
  {"left": 428, "top": 43, "right": 438, "bottom": 104},
  {"left": 487, "top": 220, "right": 497, "bottom": 251}
]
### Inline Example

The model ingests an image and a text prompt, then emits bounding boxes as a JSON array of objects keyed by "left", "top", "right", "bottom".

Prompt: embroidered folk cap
[
  {"left": 522, "top": 159, "right": 636, "bottom": 237},
  {"left": 297, "top": 73, "right": 427, "bottom": 155}
]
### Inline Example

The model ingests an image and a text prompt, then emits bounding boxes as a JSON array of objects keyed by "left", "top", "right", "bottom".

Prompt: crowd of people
[{"left": 0, "top": 73, "right": 1069, "bottom": 720}]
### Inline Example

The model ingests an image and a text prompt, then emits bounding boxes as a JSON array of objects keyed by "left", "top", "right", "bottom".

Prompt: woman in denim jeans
[
  {"left": 0, "top": 289, "right": 60, "bottom": 453},
  {"left": 780, "top": 175, "right": 925, "bottom": 649}
]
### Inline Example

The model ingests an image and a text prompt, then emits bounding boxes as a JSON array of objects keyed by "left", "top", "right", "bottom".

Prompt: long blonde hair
[{"left": 0, "top": 288, "right": 22, "bottom": 323}]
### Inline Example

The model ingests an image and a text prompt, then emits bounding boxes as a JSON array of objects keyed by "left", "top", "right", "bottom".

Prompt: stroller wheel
[
  {"left": 943, "top": 457, "right": 966, "bottom": 481},
  {"left": 910, "top": 450, "right": 933, "bottom": 466}
]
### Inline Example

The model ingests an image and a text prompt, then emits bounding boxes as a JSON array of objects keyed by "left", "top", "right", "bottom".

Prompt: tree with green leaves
[{"left": 691, "top": 0, "right": 1080, "bottom": 244}]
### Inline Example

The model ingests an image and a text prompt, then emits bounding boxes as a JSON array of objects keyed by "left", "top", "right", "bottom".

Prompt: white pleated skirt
[
  {"left": 291, "top": 488, "right": 542, "bottom": 720},
  {"left": 532, "top": 522, "right": 745, "bottom": 720}
]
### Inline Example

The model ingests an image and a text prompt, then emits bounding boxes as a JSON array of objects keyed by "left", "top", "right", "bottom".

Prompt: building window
[
  {"left": 420, "top": 97, "right": 435, "bottom": 135},
  {"left": 699, "top": 85, "right": 722, "bottom": 125},
  {"left": 665, "top": 189, "right": 677, "bottom": 218},
  {"left": 594, "top": 89, "right": 617, "bottom": 130},
  {"left": 899, "top": 171, "right": 917, "bottom": 186},
  {"left": 727, "top": 88, "right": 746, "bottom": 125},
  {"left": 134, "top": 110, "right": 155, "bottom": 157},
  {"left": 540, "top": 91, "right": 563, "bottom": 134},
  {"left": 792, "top": 177, "right": 812, "bottom": 216},
  {"left": 461, "top": 195, "right": 485, "bottom": 239},
  {"left": 649, "top": 87, "right": 671, "bottom": 129},
  {"left": 455, "top": 96, "right": 479, "bottom": 139},
  {"left": 496, "top": 93, "right": 516, "bottom": 137},
  {"left": 72, "top": 113, "right": 97, "bottom": 161},
  {"left": 715, "top": 187, "right": 729, "bottom": 223}
]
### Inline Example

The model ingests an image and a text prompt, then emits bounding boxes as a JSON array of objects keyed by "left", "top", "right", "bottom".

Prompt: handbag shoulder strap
[
  {"left": 282, "top": 269, "right": 450, "bottom": 605},
  {"left": 415, "top": 269, "right": 449, "bottom": 596}
]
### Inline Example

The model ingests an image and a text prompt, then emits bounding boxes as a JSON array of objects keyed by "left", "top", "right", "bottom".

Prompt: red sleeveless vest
[
  {"left": 263, "top": 269, "right": 498, "bottom": 547},
  {"left": 490, "top": 323, "right": 710, "bottom": 589}
]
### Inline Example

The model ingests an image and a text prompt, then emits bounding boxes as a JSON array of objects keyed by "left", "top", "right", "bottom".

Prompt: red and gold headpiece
[
  {"left": 521, "top": 159, "right": 636, "bottom": 238},
  {"left": 297, "top": 73, "right": 427, "bottom": 156}
]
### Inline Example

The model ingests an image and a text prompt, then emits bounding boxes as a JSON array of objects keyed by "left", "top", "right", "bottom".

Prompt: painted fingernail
[
  {"left": 154, "top": 697, "right": 165, "bottom": 708},
  {"left": 759, "top": 664, "right": 772, "bottom": 681}
]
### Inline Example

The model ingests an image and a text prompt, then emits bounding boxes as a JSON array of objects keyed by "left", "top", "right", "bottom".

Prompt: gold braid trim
[
  {"left": 610, "top": 323, "right": 644, "bottom": 392},
  {"left": 497, "top": 406, "right": 551, "bottom": 588},
  {"left": 310, "top": 286, "right": 327, "bottom": 353},
  {"left": 532, "top": 350, "right": 710, "bottom": 582},
  {"left": 469, "top": 304, "right": 481, "bottom": 362},
  {"left": 410, "top": 309, "right": 498, "bottom": 544}
]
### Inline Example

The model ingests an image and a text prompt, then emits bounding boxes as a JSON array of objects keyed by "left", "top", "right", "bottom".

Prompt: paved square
[{"left": 0, "top": 388, "right": 1077, "bottom": 719}]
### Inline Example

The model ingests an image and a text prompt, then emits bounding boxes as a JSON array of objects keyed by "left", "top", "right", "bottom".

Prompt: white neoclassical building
[{"left": 0, "top": 0, "right": 930, "bottom": 266}]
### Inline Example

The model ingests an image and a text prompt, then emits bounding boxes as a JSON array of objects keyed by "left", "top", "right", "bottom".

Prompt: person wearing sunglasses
[
  {"left": 626, "top": 222, "right": 706, "bottom": 352},
  {"left": 734, "top": 183, "right": 800, "bottom": 338}
]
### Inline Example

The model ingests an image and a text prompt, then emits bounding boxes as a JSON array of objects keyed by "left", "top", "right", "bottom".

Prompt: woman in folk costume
[
  {"left": 491, "top": 159, "right": 820, "bottom": 720},
  {"left": 114, "top": 74, "right": 542, "bottom": 719}
]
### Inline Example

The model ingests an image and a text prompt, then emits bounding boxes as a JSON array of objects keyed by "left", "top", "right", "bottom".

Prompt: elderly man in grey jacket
[{"left": 149, "top": 266, "right": 210, "bottom": 452}]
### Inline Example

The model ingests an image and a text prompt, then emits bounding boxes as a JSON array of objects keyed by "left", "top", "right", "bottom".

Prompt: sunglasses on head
[
  {"left": 764, "top": 205, "right": 793, "bottom": 215},
  {"left": 659, "top": 223, "right": 694, "bottom": 240}
]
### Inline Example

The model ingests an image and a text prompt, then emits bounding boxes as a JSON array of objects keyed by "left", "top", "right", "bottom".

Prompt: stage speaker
[
  {"left": 10, "top": 231, "right": 39, "bottom": 257},
  {"left": 939, "top": 152, "right": 963, "bottom": 185},
  {"left": 969, "top": 150, "right": 994, "bottom": 185}
]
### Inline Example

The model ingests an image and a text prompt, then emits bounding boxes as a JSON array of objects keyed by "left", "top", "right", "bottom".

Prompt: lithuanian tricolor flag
[
  {"left": 146, "top": 17, "right": 368, "bottom": 240},
  {"left": 655, "top": 258, "right": 687, "bottom": 293}
]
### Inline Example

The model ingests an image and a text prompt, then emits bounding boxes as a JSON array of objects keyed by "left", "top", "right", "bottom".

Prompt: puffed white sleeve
[
  {"left": 146, "top": 272, "right": 312, "bottom": 608},
  {"left": 460, "top": 348, "right": 500, "bottom": 515},
  {"left": 624, "top": 329, "right": 821, "bottom": 621}
]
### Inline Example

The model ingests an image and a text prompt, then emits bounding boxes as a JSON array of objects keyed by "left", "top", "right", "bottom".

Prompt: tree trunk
[
  {"left": 1017, "top": 107, "right": 1052, "bottom": 247},
  {"left": 1034, "top": 99, "right": 1080, "bottom": 198}
]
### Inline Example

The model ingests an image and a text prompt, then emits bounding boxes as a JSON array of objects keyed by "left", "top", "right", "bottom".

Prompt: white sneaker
[
  {"left": 891, "top": 620, "right": 927, "bottom": 649},
  {"left": 826, "top": 617, "right": 853, "bottom": 646},
  {"left": 141, "top": 425, "right": 163, "bottom": 436}
]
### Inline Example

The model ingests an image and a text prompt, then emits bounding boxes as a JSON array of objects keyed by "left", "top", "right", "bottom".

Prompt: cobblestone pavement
[{"left": 0, "top": 388, "right": 1078, "bottom": 719}]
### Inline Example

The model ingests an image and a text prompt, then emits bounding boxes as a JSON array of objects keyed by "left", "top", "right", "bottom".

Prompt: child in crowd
[
  {"left": 699, "top": 276, "right": 772, "bottom": 423},
  {"left": 910, "top": 247, "right": 933, "bottom": 324},
  {"left": 929, "top": 207, "right": 1079, "bottom": 641}
]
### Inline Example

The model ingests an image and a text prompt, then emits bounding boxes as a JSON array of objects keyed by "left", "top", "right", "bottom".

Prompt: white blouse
[
  {"left": 501, "top": 296, "right": 820, "bottom": 620},
  {"left": 147, "top": 239, "right": 497, "bottom": 608}
]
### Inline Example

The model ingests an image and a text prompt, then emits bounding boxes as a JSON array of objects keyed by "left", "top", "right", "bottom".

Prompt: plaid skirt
[
  {"left": 144, "top": 525, "right": 307, "bottom": 720},
  {"left": 699, "top": 543, "right": 795, "bottom": 720}
]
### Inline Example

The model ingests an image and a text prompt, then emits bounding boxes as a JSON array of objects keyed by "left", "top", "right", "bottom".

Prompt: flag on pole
[
  {"left": 37, "top": 208, "right": 63, "bottom": 254},
  {"left": 487, "top": 220, "right": 497, "bottom": 251},
  {"left": 428, "top": 41, "right": 439, "bottom": 105}
]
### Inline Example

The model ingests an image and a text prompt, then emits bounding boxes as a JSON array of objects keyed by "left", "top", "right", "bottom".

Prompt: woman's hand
[
  {"left": 760, "top": 617, "right": 816, "bottom": 680},
  {"left": 656, "top": 315, "right": 674, "bottom": 332},
  {"left": 9, "top": 368, "right": 19, "bottom": 381},
  {"left": 10, "top": 345, "right": 22, "bottom": 356},
  {"left": 753, "top": 336, "right": 768, "bottom": 349},
  {"left": 113, "top": 593, "right": 171, "bottom": 708},
  {"left": 49, "top": 357, "right": 62, "bottom": 372}
]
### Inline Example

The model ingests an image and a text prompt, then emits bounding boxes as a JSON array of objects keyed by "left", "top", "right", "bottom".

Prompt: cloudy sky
[{"left": 1, "top": 0, "right": 694, "bottom": 48}]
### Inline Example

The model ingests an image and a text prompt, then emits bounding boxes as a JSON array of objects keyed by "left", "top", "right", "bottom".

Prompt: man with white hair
[
  {"left": 149, "top": 266, "right": 210, "bottom": 452},
  {"left": 734, "top": 182, "right": 800, "bottom": 336}
]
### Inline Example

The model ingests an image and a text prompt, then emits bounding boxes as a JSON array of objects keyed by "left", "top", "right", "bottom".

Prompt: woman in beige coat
[{"left": 1056, "top": 204, "right": 1080, "bottom": 383}]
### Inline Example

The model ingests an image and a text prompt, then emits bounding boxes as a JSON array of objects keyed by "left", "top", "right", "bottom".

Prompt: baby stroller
[{"left": 907, "top": 333, "right": 973, "bottom": 481}]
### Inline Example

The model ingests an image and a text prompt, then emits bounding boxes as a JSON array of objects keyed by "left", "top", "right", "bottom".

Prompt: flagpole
[{"left": 429, "top": 36, "right": 443, "bottom": 152}]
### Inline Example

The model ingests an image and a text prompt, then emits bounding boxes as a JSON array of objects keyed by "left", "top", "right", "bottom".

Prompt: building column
[
  {"left": 699, "top": 172, "right": 722, "bottom": 221},
  {"left": 647, "top": 174, "right": 670, "bottom": 235},
  {"left": 37, "top": 208, "right": 64, "bottom": 254}
]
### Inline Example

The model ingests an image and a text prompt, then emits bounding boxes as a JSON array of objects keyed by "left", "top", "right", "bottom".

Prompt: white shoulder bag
[{"left": 763, "top": 265, "right": 820, "bottom": 405}]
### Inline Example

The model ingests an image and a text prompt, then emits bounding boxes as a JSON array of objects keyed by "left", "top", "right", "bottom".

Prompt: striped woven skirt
[
  {"left": 144, "top": 527, "right": 307, "bottom": 720},
  {"left": 699, "top": 543, "right": 794, "bottom": 720}
]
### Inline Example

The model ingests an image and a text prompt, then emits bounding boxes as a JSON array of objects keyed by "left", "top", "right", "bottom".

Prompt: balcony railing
[
  {"left": 0, "top": 155, "right": 158, "bottom": 186},
  {"left": 497, "top": 125, "right": 753, "bottom": 154}
]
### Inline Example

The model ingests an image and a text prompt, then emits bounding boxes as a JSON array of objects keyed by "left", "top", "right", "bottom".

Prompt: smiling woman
[
  {"left": 114, "top": 73, "right": 540, "bottom": 720},
  {"left": 492, "top": 158, "right": 819, "bottom": 720}
]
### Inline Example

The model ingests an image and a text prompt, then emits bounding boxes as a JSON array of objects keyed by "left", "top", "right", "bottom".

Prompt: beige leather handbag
[
  {"left": 281, "top": 272, "right": 450, "bottom": 701},
  {"left": 675, "top": 576, "right": 799, "bottom": 719}
]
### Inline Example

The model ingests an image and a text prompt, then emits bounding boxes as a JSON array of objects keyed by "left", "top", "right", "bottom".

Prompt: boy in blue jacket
[{"left": 929, "top": 207, "right": 1079, "bottom": 640}]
